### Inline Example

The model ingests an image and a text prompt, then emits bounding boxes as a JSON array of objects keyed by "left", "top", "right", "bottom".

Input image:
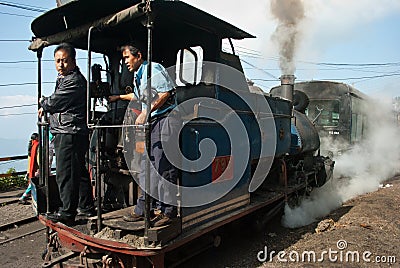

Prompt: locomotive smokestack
[{"left": 279, "top": 74, "right": 296, "bottom": 102}]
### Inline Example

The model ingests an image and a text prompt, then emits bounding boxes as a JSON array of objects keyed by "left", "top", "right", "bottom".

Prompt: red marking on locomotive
[{"left": 212, "top": 156, "right": 233, "bottom": 183}]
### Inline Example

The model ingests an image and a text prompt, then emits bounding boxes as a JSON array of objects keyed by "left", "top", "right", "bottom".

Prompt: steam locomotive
[{"left": 29, "top": 1, "right": 334, "bottom": 267}]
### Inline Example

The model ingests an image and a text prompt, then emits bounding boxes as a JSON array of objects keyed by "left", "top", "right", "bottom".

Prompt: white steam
[{"left": 282, "top": 100, "right": 400, "bottom": 228}]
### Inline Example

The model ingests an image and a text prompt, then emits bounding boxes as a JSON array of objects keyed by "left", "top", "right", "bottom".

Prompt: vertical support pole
[
  {"left": 37, "top": 48, "right": 51, "bottom": 245},
  {"left": 37, "top": 49, "right": 43, "bottom": 185},
  {"left": 87, "top": 26, "right": 95, "bottom": 126},
  {"left": 228, "top": 38, "right": 236, "bottom": 55},
  {"left": 96, "top": 128, "right": 102, "bottom": 232},
  {"left": 42, "top": 115, "right": 49, "bottom": 213},
  {"left": 144, "top": 10, "right": 154, "bottom": 242},
  {"left": 87, "top": 26, "right": 102, "bottom": 231}
]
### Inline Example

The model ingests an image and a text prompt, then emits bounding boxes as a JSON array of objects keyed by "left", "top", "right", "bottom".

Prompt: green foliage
[{"left": 0, "top": 168, "right": 27, "bottom": 191}]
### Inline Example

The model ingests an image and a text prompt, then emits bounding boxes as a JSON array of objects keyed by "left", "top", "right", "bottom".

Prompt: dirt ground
[
  {"left": 182, "top": 176, "right": 400, "bottom": 268},
  {"left": 259, "top": 176, "right": 400, "bottom": 267},
  {"left": 0, "top": 177, "right": 399, "bottom": 267}
]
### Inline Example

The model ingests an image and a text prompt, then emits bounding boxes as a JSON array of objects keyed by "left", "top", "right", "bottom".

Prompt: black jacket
[{"left": 40, "top": 67, "right": 88, "bottom": 135}]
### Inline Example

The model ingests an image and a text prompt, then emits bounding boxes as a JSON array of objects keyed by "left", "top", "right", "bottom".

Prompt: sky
[{"left": 0, "top": 0, "right": 399, "bottom": 145}]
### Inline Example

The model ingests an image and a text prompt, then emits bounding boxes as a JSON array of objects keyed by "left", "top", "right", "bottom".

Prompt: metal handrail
[
  {"left": 0, "top": 155, "right": 27, "bottom": 162},
  {"left": 0, "top": 154, "right": 28, "bottom": 178},
  {"left": 0, "top": 153, "right": 56, "bottom": 178},
  {"left": 0, "top": 171, "right": 27, "bottom": 179}
]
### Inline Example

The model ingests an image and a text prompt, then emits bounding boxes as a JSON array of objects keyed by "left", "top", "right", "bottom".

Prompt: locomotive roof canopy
[
  {"left": 31, "top": 0, "right": 141, "bottom": 37},
  {"left": 29, "top": 0, "right": 255, "bottom": 53}
]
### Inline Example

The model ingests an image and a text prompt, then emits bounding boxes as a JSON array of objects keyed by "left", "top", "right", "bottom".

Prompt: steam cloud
[
  {"left": 282, "top": 100, "right": 400, "bottom": 228},
  {"left": 270, "top": 0, "right": 305, "bottom": 75}
]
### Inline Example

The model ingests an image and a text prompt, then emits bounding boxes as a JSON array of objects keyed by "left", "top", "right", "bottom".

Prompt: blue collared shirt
[{"left": 134, "top": 61, "right": 176, "bottom": 117}]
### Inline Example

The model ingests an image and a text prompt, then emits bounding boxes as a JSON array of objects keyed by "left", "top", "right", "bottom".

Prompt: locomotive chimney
[{"left": 279, "top": 74, "right": 296, "bottom": 103}]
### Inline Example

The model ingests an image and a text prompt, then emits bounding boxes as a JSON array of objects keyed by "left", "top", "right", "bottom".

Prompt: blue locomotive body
[{"left": 178, "top": 84, "right": 293, "bottom": 227}]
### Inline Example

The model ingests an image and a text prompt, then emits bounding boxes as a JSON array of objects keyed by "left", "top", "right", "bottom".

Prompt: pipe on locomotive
[{"left": 279, "top": 74, "right": 296, "bottom": 103}]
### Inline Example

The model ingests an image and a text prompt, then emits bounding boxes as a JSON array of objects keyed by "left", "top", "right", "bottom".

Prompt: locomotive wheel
[{"left": 287, "top": 188, "right": 309, "bottom": 209}]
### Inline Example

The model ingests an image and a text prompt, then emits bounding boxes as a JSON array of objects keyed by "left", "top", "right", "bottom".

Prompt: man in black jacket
[{"left": 39, "top": 43, "right": 94, "bottom": 224}]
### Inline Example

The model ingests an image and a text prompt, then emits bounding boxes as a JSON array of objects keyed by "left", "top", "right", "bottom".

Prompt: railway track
[
  {"left": 0, "top": 190, "right": 44, "bottom": 245},
  {"left": 0, "top": 215, "right": 38, "bottom": 232},
  {"left": 0, "top": 222, "right": 45, "bottom": 246}
]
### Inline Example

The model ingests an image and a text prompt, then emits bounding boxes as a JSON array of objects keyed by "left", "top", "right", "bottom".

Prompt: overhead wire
[
  {"left": 235, "top": 45, "right": 400, "bottom": 67},
  {"left": 227, "top": 44, "right": 400, "bottom": 70},
  {"left": 233, "top": 46, "right": 400, "bottom": 81},
  {"left": 0, "top": 82, "right": 53, "bottom": 87},
  {"left": 0, "top": 39, "right": 31, "bottom": 42},
  {"left": 240, "top": 59, "right": 279, "bottom": 80},
  {"left": 0, "top": 56, "right": 104, "bottom": 64},
  {"left": 0, "top": 104, "right": 36, "bottom": 110},
  {"left": 0, "top": 35, "right": 398, "bottom": 90},
  {"left": 316, "top": 62, "right": 400, "bottom": 67},
  {"left": 226, "top": 47, "right": 400, "bottom": 86},
  {"left": 244, "top": 66, "right": 400, "bottom": 77},
  {"left": 0, "top": 112, "right": 37, "bottom": 117},
  {"left": 0, "top": 2, "right": 46, "bottom": 13},
  {"left": 3, "top": 47, "right": 396, "bottom": 73},
  {"left": 1, "top": 1, "right": 46, "bottom": 10},
  {"left": 0, "top": 60, "right": 53, "bottom": 64},
  {"left": 0, "top": 11, "right": 35, "bottom": 18},
  {"left": 326, "top": 73, "right": 400, "bottom": 82},
  {"left": 234, "top": 45, "right": 263, "bottom": 54}
]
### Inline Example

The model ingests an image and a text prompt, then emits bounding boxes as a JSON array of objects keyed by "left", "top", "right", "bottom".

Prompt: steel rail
[
  {"left": 0, "top": 226, "right": 46, "bottom": 245},
  {"left": 0, "top": 215, "right": 38, "bottom": 232}
]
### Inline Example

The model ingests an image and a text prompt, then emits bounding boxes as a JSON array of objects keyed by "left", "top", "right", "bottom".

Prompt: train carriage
[
  {"left": 271, "top": 81, "right": 369, "bottom": 156},
  {"left": 29, "top": 1, "right": 334, "bottom": 267}
]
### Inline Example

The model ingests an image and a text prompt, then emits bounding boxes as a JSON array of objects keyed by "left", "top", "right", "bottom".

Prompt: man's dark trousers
[
  {"left": 54, "top": 133, "right": 92, "bottom": 217},
  {"left": 134, "top": 115, "right": 180, "bottom": 217}
]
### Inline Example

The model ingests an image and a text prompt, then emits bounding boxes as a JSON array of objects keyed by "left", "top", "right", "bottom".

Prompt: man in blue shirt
[{"left": 109, "top": 44, "right": 179, "bottom": 227}]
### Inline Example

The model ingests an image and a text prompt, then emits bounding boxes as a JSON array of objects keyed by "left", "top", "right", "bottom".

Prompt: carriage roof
[
  {"left": 271, "top": 80, "right": 368, "bottom": 101},
  {"left": 293, "top": 81, "right": 368, "bottom": 100}
]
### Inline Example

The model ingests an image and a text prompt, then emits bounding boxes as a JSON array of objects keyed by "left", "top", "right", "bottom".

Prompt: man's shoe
[
  {"left": 152, "top": 214, "right": 172, "bottom": 227},
  {"left": 123, "top": 212, "right": 144, "bottom": 222},
  {"left": 46, "top": 212, "right": 75, "bottom": 225},
  {"left": 77, "top": 207, "right": 96, "bottom": 217}
]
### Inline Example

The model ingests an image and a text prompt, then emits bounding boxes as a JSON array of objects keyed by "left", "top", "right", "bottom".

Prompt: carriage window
[
  {"left": 175, "top": 46, "right": 203, "bottom": 86},
  {"left": 306, "top": 100, "right": 340, "bottom": 127},
  {"left": 350, "top": 97, "right": 366, "bottom": 142},
  {"left": 351, "top": 113, "right": 364, "bottom": 143}
]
